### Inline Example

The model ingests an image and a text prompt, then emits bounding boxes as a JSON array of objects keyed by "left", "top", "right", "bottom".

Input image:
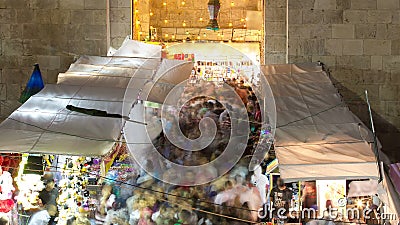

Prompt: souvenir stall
[
  {"left": 166, "top": 42, "right": 260, "bottom": 83},
  {"left": 1, "top": 39, "right": 396, "bottom": 225},
  {"left": 262, "top": 63, "right": 398, "bottom": 224},
  {"left": 0, "top": 154, "right": 20, "bottom": 225}
]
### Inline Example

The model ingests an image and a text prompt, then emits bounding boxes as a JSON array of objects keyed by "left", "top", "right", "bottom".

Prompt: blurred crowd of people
[{"left": 92, "top": 78, "right": 270, "bottom": 225}]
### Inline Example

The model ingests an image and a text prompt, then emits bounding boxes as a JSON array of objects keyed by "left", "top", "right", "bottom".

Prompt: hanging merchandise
[
  {"left": 15, "top": 154, "right": 44, "bottom": 211},
  {"left": 0, "top": 170, "right": 15, "bottom": 213},
  {"left": 56, "top": 156, "right": 101, "bottom": 225}
]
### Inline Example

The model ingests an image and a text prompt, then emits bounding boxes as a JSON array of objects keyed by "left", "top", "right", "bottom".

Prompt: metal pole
[{"left": 365, "top": 90, "right": 383, "bottom": 183}]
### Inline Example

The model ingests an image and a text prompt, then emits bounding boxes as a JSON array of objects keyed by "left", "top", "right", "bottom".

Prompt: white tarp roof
[
  {"left": 0, "top": 40, "right": 192, "bottom": 156},
  {"left": 262, "top": 63, "right": 380, "bottom": 182}
]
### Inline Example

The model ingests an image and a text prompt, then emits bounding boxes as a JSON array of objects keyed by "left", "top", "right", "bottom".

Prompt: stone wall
[
  {"left": 264, "top": 0, "right": 287, "bottom": 63},
  {"left": 287, "top": 0, "right": 400, "bottom": 161},
  {"left": 110, "top": 0, "right": 131, "bottom": 47},
  {"left": 0, "top": 0, "right": 108, "bottom": 120}
]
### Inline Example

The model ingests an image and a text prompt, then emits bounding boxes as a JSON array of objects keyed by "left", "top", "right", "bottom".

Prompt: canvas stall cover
[
  {"left": 262, "top": 63, "right": 380, "bottom": 182},
  {"left": 0, "top": 40, "right": 192, "bottom": 156}
]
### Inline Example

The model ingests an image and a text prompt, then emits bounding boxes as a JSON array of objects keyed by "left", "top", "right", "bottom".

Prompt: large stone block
[
  {"left": 377, "top": 0, "right": 399, "bottom": 9},
  {"left": 111, "top": 37, "right": 126, "bottom": 48},
  {"left": 288, "top": 0, "right": 315, "bottom": 9},
  {"left": 4, "top": 0, "right": 27, "bottom": 9},
  {"left": 59, "top": 0, "right": 85, "bottom": 9},
  {"left": 336, "top": 56, "right": 371, "bottom": 69},
  {"left": 393, "top": 11, "right": 400, "bottom": 24},
  {"left": 377, "top": 24, "right": 400, "bottom": 40},
  {"left": 266, "top": 8, "right": 286, "bottom": 22},
  {"left": 379, "top": 85, "right": 399, "bottom": 101},
  {"left": 302, "top": 9, "right": 324, "bottom": 24},
  {"left": 265, "top": 53, "right": 287, "bottom": 64},
  {"left": 351, "top": 0, "right": 376, "bottom": 9},
  {"left": 83, "top": 24, "right": 106, "bottom": 40},
  {"left": 72, "top": 9, "right": 95, "bottom": 24},
  {"left": 266, "top": 0, "right": 287, "bottom": 8},
  {"left": 34, "top": 9, "right": 52, "bottom": 24},
  {"left": 304, "top": 39, "right": 325, "bottom": 55},
  {"left": 0, "top": 0, "right": 5, "bottom": 8},
  {"left": 49, "top": 10, "right": 71, "bottom": 24},
  {"left": 376, "top": 24, "right": 388, "bottom": 39},
  {"left": 325, "top": 39, "right": 343, "bottom": 55},
  {"left": 2, "top": 39, "right": 23, "bottom": 56},
  {"left": 37, "top": 55, "right": 61, "bottom": 70},
  {"left": 93, "top": 9, "right": 106, "bottom": 25},
  {"left": 383, "top": 56, "right": 400, "bottom": 71},
  {"left": 265, "top": 21, "right": 286, "bottom": 35},
  {"left": 288, "top": 55, "right": 313, "bottom": 63},
  {"left": 0, "top": 100, "right": 21, "bottom": 118},
  {"left": 367, "top": 10, "right": 392, "bottom": 24},
  {"left": 23, "top": 39, "right": 52, "bottom": 56},
  {"left": 0, "top": 84, "right": 5, "bottom": 101},
  {"left": 109, "top": 0, "right": 119, "bottom": 8},
  {"left": 31, "top": 0, "right": 59, "bottom": 9},
  {"left": 22, "top": 24, "right": 42, "bottom": 39},
  {"left": 288, "top": 9, "right": 303, "bottom": 24},
  {"left": 390, "top": 71, "right": 400, "bottom": 84},
  {"left": 355, "top": 24, "right": 376, "bottom": 39},
  {"left": 314, "top": 0, "right": 336, "bottom": 9},
  {"left": 312, "top": 55, "right": 336, "bottom": 66},
  {"left": 0, "top": 9, "right": 16, "bottom": 23},
  {"left": 289, "top": 24, "right": 314, "bottom": 38},
  {"left": 362, "top": 69, "right": 388, "bottom": 84},
  {"left": 323, "top": 10, "right": 343, "bottom": 24},
  {"left": 342, "top": 39, "right": 363, "bottom": 55},
  {"left": 343, "top": 10, "right": 367, "bottom": 23},
  {"left": 364, "top": 40, "right": 391, "bottom": 55},
  {"left": 16, "top": 9, "right": 34, "bottom": 23},
  {"left": 310, "top": 24, "right": 332, "bottom": 38},
  {"left": 110, "top": 8, "right": 130, "bottom": 23},
  {"left": 67, "top": 39, "right": 106, "bottom": 55},
  {"left": 370, "top": 55, "right": 383, "bottom": 70},
  {"left": 0, "top": 24, "right": 10, "bottom": 38},
  {"left": 1, "top": 69, "right": 29, "bottom": 84},
  {"left": 117, "top": 0, "right": 131, "bottom": 8},
  {"left": 332, "top": 24, "right": 354, "bottom": 39},
  {"left": 331, "top": 67, "right": 363, "bottom": 84},
  {"left": 387, "top": 25, "right": 400, "bottom": 40},
  {"left": 387, "top": 102, "right": 400, "bottom": 117},
  {"left": 288, "top": 37, "right": 304, "bottom": 56},
  {"left": 266, "top": 36, "right": 286, "bottom": 52},
  {"left": 336, "top": 0, "right": 351, "bottom": 10},
  {"left": 392, "top": 39, "right": 400, "bottom": 55},
  {"left": 41, "top": 69, "right": 59, "bottom": 84},
  {"left": 6, "top": 84, "right": 23, "bottom": 100},
  {"left": 110, "top": 22, "right": 130, "bottom": 37},
  {"left": 9, "top": 24, "right": 22, "bottom": 39},
  {"left": 0, "top": 56, "right": 19, "bottom": 69},
  {"left": 20, "top": 56, "right": 38, "bottom": 67},
  {"left": 60, "top": 56, "right": 75, "bottom": 71},
  {"left": 84, "top": 0, "right": 106, "bottom": 9}
]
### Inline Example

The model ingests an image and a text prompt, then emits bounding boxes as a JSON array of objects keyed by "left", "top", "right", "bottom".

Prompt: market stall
[
  {"left": 262, "top": 63, "right": 399, "bottom": 224},
  {"left": 0, "top": 39, "right": 397, "bottom": 225}
]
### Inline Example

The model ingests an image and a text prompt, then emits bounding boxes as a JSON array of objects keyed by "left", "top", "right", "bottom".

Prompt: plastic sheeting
[
  {"left": 0, "top": 40, "right": 192, "bottom": 156},
  {"left": 262, "top": 63, "right": 380, "bottom": 182}
]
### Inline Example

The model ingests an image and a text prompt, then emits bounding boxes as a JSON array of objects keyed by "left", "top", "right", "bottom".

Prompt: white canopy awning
[
  {"left": 0, "top": 40, "right": 192, "bottom": 156},
  {"left": 262, "top": 63, "right": 380, "bottom": 182}
]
